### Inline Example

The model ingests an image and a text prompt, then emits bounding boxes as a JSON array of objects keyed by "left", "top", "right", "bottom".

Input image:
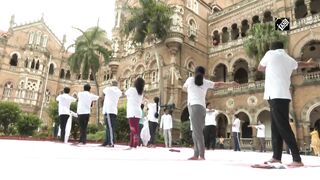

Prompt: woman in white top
[
  {"left": 125, "top": 77, "right": 145, "bottom": 149},
  {"left": 56, "top": 87, "right": 76, "bottom": 142},
  {"left": 147, "top": 96, "right": 160, "bottom": 147},
  {"left": 160, "top": 108, "right": 173, "bottom": 148},
  {"left": 183, "top": 66, "right": 237, "bottom": 160}
]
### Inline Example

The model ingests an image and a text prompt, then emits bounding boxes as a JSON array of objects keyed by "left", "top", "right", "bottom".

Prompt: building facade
[
  {"left": 111, "top": 0, "right": 320, "bottom": 150},
  {"left": 1, "top": 0, "right": 320, "bottom": 150}
]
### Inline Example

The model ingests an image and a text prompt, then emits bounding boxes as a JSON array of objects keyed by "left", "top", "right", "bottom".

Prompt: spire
[
  {"left": 41, "top": 13, "right": 44, "bottom": 22},
  {"left": 9, "top": 14, "right": 15, "bottom": 28},
  {"left": 62, "top": 34, "right": 66, "bottom": 44}
]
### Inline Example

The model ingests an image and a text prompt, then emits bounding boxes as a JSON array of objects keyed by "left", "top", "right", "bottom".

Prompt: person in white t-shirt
[
  {"left": 125, "top": 77, "right": 145, "bottom": 149},
  {"left": 147, "top": 96, "right": 160, "bottom": 148},
  {"left": 160, "top": 108, "right": 173, "bottom": 148},
  {"left": 56, "top": 87, "right": 76, "bottom": 142},
  {"left": 183, "top": 66, "right": 238, "bottom": 160},
  {"left": 232, "top": 114, "right": 241, "bottom": 151},
  {"left": 203, "top": 103, "right": 219, "bottom": 150},
  {"left": 249, "top": 121, "right": 266, "bottom": 152},
  {"left": 101, "top": 80, "right": 122, "bottom": 147},
  {"left": 77, "top": 84, "right": 99, "bottom": 145},
  {"left": 258, "top": 41, "right": 317, "bottom": 167}
]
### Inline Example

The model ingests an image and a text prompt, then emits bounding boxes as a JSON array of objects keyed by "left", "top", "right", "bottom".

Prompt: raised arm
[{"left": 297, "top": 58, "right": 318, "bottom": 68}]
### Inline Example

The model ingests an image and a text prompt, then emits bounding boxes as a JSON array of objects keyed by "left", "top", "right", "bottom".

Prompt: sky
[{"left": 0, "top": 0, "right": 115, "bottom": 47}]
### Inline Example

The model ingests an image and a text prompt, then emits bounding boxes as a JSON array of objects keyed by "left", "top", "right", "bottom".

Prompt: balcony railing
[
  {"left": 303, "top": 71, "right": 320, "bottom": 81},
  {"left": 212, "top": 81, "right": 264, "bottom": 96},
  {"left": 1, "top": 88, "right": 44, "bottom": 107},
  {"left": 291, "top": 14, "right": 320, "bottom": 30}
]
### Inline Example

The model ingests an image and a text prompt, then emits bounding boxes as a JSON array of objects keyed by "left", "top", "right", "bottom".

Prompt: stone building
[
  {"left": 0, "top": 15, "right": 111, "bottom": 125},
  {"left": 111, "top": 0, "right": 320, "bottom": 150},
  {"left": 1, "top": 0, "right": 320, "bottom": 151}
]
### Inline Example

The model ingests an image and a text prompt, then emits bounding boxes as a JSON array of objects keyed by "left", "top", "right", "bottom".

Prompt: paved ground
[{"left": 0, "top": 139, "right": 319, "bottom": 180}]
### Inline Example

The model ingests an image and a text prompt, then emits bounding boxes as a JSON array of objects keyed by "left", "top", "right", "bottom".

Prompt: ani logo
[{"left": 275, "top": 18, "right": 290, "bottom": 31}]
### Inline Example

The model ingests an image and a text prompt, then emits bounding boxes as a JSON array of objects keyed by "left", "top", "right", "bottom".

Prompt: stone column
[
  {"left": 227, "top": 71, "right": 234, "bottom": 82},
  {"left": 305, "top": 0, "right": 311, "bottom": 16}
]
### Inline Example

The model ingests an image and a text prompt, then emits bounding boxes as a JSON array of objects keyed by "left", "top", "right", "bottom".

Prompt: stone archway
[
  {"left": 300, "top": 40, "right": 320, "bottom": 73},
  {"left": 256, "top": 110, "right": 271, "bottom": 138},
  {"left": 216, "top": 113, "right": 228, "bottom": 138},
  {"left": 232, "top": 59, "right": 249, "bottom": 84},
  {"left": 237, "top": 112, "right": 252, "bottom": 138},
  {"left": 213, "top": 63, "right": 227, "bottom": 82}
]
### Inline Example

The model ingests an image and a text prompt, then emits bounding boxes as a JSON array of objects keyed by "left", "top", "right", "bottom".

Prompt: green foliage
[
  {"left": 0, "top": 102, "right": 22, "bottom": 135},
  {"left": 244, "top": 23, "right": 288, "bottom": 66},
  {"left": 180, "top": 121, "right": 193, "bottom": 147},
  {"left": 17, "top": 114, "right": 41, "bottom": 136},
  {"left": 123, "top": 0, "right": 173, "bottom": 44},
  {"left": 115, "top": 107, "right": 130, "bottom": 143},
  {"left": 87, "top": 123, "right": 100, "bottom": 134},
  {"left": 87, "top": 130, "right": 105, "bottom": 142},
  {"left": 47, "top": 101, "right": 79, "bottom": 139}
]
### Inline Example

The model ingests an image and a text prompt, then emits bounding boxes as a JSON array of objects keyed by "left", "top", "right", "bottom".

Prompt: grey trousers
[
  {"left": 163, "top": 129, "right": 172, "bottom": 148},
  {"left": 188, "top": 104, "right": 206, "bottom": 158}
]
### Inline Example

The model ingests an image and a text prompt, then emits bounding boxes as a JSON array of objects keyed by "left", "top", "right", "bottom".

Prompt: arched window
[
  {"left": 188, "top": 19, "right": 197, "bottom": 39},
  {"left": 187, "top": 61, "right": 195, "bottom": 77},
  {"left": 31, "top": 59, "right": 35, "bottom": 69},
  {"left": 310, "top": 0, "right": 320, "bottom": 15},
  {"left": 294, "top": 0, "right": 308, "bottom": 19},
  {"left": 152, "top": 71, "right": 158, "bottom": 82},
  {"left": 24, "top": 58, "right": 29, "bottom": 68},
  {"left": 231, "top": 23, "right": 239, "bottom": 40},
  {"left": 90, "top": 73, "right": 94, "bottom": 81},
  {"left": 221, "top": 27, "right": 229, "bottom": 43},
  {"left": 60, "top": 69, "right": 65, "bottom": 79},
  {"left": 3, "top": 82, "right": 13, "bottom": 97},
  {"left": 66, "top": 70, "right": 71, "bottom": 80},
  {"left": 49, "top": 63, "right": 54, "bottom": 75},
  {"left": 35, "top": 31, "right": 42, "bottom": 45},
  {"left": 252, "top": 15, "right": 261, "bottom": 26},
  {"left": 28, "top": 31, "right": 34, "bottom": 44},
  {"left": 35, "top": 60, "right": 40, "bottom": 70},
  {"left": 241, "top": 20, "right": 249, "bottom": 37},
  {"left": 212, "top": 30, "right": 220, "bottom": 46},
  {"left": 10, "top": 53, "right": 18, "bottom": 66},
  {"left": 263, "top": 11, "right": 273, "bottom": 23},
  {"left": 45, "top": 89, "right": 51, "bottom": 103},
  {"left": 42, "top": 35, "right": 48, "bottom": 47}
]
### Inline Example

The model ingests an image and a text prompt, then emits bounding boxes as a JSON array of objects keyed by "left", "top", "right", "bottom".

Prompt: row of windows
[{"left": 28, "top": 31, "right": 48, "bottom": 47}]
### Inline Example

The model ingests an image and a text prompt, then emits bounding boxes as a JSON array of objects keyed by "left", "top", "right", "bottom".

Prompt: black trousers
[
  {"left": 59, "top": 114, "right": 69, "bottom": 142},
  {"left": 78, "top": 114, "right": 90, "bottom": 144},
  {"left": 268, "top": 99, "right": 301, "bottom": 162},
  {"left": 148, "top": 121, "right": 158, "bottom": 145},
  {"left": 203, "top": 125, "right": 216, "bottom": 149},
  {"left": 104, "top": 113, "right": 117, "bottom": 145}
]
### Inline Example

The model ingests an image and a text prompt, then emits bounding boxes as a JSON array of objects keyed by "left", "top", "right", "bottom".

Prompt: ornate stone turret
[
  {"left": 165, "top": 4, "right": 185, "bottom": 64},
  {"left": 108, "top": 60, "right": 120, "bottom": 79}
]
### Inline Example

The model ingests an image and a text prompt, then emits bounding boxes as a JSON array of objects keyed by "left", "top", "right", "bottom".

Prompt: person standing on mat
[
  {"left": 258, "top": 41, "right": 317, "bottom": 167},
  {"left": 232, "top": 114, "right": 241, "bottom": 151},
  {"left": 183, "top": 66, "right": 238, "bottom": 160}
]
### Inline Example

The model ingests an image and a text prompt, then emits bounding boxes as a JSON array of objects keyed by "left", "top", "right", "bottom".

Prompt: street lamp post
[{"left": 39, "top": 55, "right": 52, "bottom": 121}]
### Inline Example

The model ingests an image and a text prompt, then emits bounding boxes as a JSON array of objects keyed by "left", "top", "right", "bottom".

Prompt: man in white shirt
[
  {"left": 56, "top": 87, "right": 76, "bottom": 142},
  {"left": 77, "top": 84, "right": 99, "bottom": 145},
  {"left": 249, "top": 121, "right": 266, "bottom": 152},
  {"left": 232, "top": 114, "right": 241, "bottom": 151},
  {"left": 160, "top": 108, "right": 173, "bottom": 148},
  {"left": 258, "top": 41, "right": 317, "bottom": 167},
  {"left": 203, "top": 103, "right": 219, "bottom": 150},
  {"left": 101, "top": 80, "right": 122, "bottom": 147},
  {"left": 147, "top": 97, "right": 160, "bottom": 148}
]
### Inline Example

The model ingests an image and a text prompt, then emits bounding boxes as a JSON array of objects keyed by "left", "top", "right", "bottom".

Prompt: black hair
[
  {"left": 194, "top": 66, "right": 205, "bottom": 86},
  {"left": 206, "top": 102, "right": 211, "bottom": 108},
  {"left": 84, "top": 84, "right": 91, "bottom": 91},
  {"left": 234, "top": 114, "right": 239, "bottom": 118},
  {"left": 140, "top": 104, "right": 144, "bottom": 110},
  {"left": 154, "top": 96, "right": 160, "bottom": 118},
  {"left": 63, "top": 87, "right": 70, "bottom": 94},
  {"left": 270, "top": 41, "right": 284, "bottom": 50},
  {"left": 315, "top": 120, "right": 320, "bottom": 139},
  {"left": 134, "top": 77, "right": 145, "bottom": 95}
]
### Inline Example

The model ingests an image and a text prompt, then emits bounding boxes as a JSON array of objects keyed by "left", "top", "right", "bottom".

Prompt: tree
[
  {"left": 68, "top": 26, "right": 112, "bottom": 124},
  {"left": 0, "top": 102, "right": 21, "bottom": 135},
  {"left": 123, "top": 0, "right": 173, "bottom": 105},
  {"left": 244, "top": 23, "right": 288, "bottom": 67},
  {"left": 17, "top": 114, "right": 41, "bottom": 136}
]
